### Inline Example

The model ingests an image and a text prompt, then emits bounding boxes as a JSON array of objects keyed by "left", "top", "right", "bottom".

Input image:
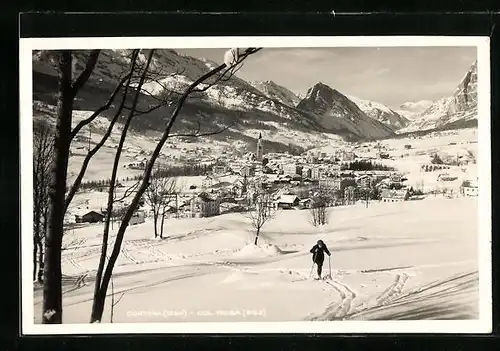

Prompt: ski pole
[
  {"left": 309, "top": 262, "right": 316, "bottom": 278},
  {"left": 328, "top": 255, "right": 332, "bottom": 279},
  {"left": 309, "top": 252, "right": 317, "bottom": 278}
]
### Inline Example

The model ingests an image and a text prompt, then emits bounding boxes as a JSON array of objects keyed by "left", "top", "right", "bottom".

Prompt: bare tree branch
[
  {"left": 33, "top": 120, "right": 54, "bottom": 282},
  {"left": 126, "top": 99, "right": 171, "bottom": 117},
  {"left": 71, "top": 50, "right": 100, "bottom": 96},
  {"left": 114, "top": 293, "right": 125, "bottom": 306},
  {"left": 113, "top": 180, "right": 141, "bottom": 203},
  {"left": 121, "top": 68, "right": 189, "bottom": 116},
  {"left": 90, "top": 47, "right": 263, "bottom": 322},
  {"left": 64, "top": 50, "right": 140, "bottom": 213},
  {"left": 169, "top": 120, "right": 237, "bottom": 138},
  {"left": 246, "top": 188, "right": 275, "bottom": 245},
  {"left": 144, "top": 172, "right": 178, "bottom": 238},
  {"left": 70, "top": 73, "right": 132, "bottom": 140},
  {"left": 91, "top": 49, "right": 155, "bottom": 323},
  {"left": 192, "top": 48, "right": 261, "bottom": 94}
]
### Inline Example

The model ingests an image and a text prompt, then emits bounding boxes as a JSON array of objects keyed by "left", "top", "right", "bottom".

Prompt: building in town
[
  {"left": 380, "top": 189, "right": 410, "bottom": 203},
  {"left": 256, "top": 132, "right": 264, "bottom": 162},
  {"left": 460, "top": 179, "right": 479, "bottom": 197},
  {"left": 74, "top": 210, "right": 104, "bottom": 223},
  {"left": 274, "top": 195, "right": 300, "bottom": 209},
  {"left": 194, "top": 192, "right": 221, "bottom": 217}
]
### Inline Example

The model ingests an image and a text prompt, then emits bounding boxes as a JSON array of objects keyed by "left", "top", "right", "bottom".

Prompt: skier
[{"left": 310, "top": 239, "right": 331, "bottom": 280}]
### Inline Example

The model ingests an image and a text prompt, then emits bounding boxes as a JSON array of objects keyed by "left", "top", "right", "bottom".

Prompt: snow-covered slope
[
  {"left": 398, "top": 61, "right": 478, "bottom": 134},
  {"left": 348, "top": 95, "right": 410, "bottom": 130},
  {"left": 249, "top": 80, "right": 301, "bottom": 107},
  {"left": 297, "top": 82, "right": 395, "bottom": 140},
  {"left": 33, "top": 197, "right": 479, "bottom": 324}
]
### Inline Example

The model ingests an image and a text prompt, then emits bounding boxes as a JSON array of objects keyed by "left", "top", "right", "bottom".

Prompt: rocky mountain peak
[
  {"left": 297, "top": 82, "right": 395, "bottom": 139},
  {"left": 397, "top": 60, "right": 478, "bottom": 134}
]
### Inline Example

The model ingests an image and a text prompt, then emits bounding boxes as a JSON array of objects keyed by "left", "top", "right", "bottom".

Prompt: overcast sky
[{"left": 176, "top": 47, "right": 477, "bottom": 108}]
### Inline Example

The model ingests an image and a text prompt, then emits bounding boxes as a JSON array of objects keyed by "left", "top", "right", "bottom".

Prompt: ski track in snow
[
  {"left": 120, "top": 242, "right": 139, "bottom": 264},
  {"left": 374, "top": 273, "right": 410, "bottom": 307},
  {"left": 51, "top": 209, "right": 477, "bottom": 322},
  {"left": 345, "top": 270, "right": 478, "bottom": 320},
  {"left": 61, "top": 239, "right": 464, "bottom": 320},
  {"left": 321, "top": 278, "right": 357, "bottom": 320},
  {"left": 48, "top": 242, "right": 477, "bottom": 323},
  {"left": 56, "top": 232, "right": 474, "bottom": 323},
  {"left": 62, "top": 237, "right": 87, "bottom": 269}
]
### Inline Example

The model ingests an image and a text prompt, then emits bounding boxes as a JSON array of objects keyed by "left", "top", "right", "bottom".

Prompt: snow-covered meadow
[{"left": 33, "top": 196, "right": 479, "bottom": 323}]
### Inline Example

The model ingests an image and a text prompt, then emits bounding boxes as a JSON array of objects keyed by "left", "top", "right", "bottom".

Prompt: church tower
[{"left": 256, "top": 132, "right": 263, "bottom": 161}]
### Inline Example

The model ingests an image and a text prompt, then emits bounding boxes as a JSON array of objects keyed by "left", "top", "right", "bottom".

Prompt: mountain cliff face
[
  {"left": 296, "top": 82, "right": 395, "bottom": 139},
  {"left": 348, "top": 96, "right": 410, "bottom": 130},
  {"left": 448, "top": 60, "right": 477, "bottom": 114},
  {"left": 398, "top": 61, "right": 478, "bottom": 134}
]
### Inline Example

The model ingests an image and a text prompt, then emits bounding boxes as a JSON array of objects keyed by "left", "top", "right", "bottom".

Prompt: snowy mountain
[
  {"left": 347, "top": 95, "right": 410, "bottom": 130},
  {"left": 32, "top": 50, "right": 395, "bottom": 149},
  {"left": 397, "top": 61, "right": 478, "bottom": 134},
  {"left": 396, "top": 100, "right": 434, "bottom": 120},
  {"left": 32, "top": 50, "right": 335, "bottom": 153},
  {"left": 296, "top": 82, "right": 395, "bottom": 140},
  {"left": 249, "top": 80, "right": 301, "bottom": 107}
]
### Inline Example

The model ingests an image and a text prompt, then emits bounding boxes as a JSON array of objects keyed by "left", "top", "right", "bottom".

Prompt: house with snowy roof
[
  {"left": 380, "top": 189, "right": 410, "bottom": 203},
  {"left": 274, "top": 195, "right": 300, "bottom": 210},
  {"left": 194, "top": 192, "right": 221, "bottom": 217},
  {"left": 74, "top": 209, "right": 104, "bottom": 223},
  {"left": 460, "top": 178, "right": 479, "bottom": 197}
]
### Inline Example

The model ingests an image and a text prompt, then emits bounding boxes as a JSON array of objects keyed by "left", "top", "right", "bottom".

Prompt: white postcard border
[{"left": 20, "top": 36, "right": 492, "bottom": 335}]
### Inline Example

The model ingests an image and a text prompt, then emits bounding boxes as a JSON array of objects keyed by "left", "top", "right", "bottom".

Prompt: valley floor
[{"left": 33, "top": 197, "right": 479, "bottom": 323}]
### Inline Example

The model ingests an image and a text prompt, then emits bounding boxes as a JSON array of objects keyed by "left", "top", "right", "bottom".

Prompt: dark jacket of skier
[{"left": 310, "top": 240, "right": 331, "bottom": 264}]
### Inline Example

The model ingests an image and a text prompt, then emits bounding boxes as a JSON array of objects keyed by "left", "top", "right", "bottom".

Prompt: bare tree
[
  {"left": 144, "top": 173, "right": 178, "bottom": 238},
  {"left": 309, "top": 183, "right": 336, "bottom": 227},
  {"left": 40, "top": 48, "right": 190, "bottom": 323},
  {"left": 91, "top": 49, "right": 152, "bottom": 323},
  {"left": 40, "top": 48, "right": 155, "bottom": 323},
  {"left": 33, "top": 121, "right": 54, "bottom": 282},
  {"left": 309, "top": 198, "right": 328, "bottom": 227},
  {"left": 247, "top": 189, "right": 275, "bottom": 245},
  {"left": 89, "top": 47, "right": 263, "bottom": 323},
  {"left": 109, "top": 180, "right": 140, "bottom": 230},
  {"left": 42, "top": 50, "right": 100, "bottom": 324}
]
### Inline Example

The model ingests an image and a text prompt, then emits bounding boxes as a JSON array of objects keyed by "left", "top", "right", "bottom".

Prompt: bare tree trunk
[
  {"left": 90, "top": 50, "right": 139, "bottom": 323},
  {"left": 33, "top": 236, "right": 38, "bottom": 281},
  {"left": 42, "top": 51, "right": 73, "bottom": 324},
  {"left": 160, "top": 210, "right": 166, "bottom": 239},
  {"left": 254, "top": 227, "right": 260, "bottom": 245},
  {"left": 33, "top": 127, "right": 44, "bottom": 283},
  {"left": 37, "top": 240, "right": 44, "bottom": 282},
  {"left": 91, "top": 50, "right": 150, "bottom": 323},
  {"left": 92, "top": 63, "right": 227, "bottom": 322},
  {"left": 39, "top": 200, "right": 49, "bottom": 283},
  {"left": 153, "top": 211, "right": 158, "bottom": 238},
  {"left": 33, "top": 185, "right": 41, "bottom": 282},
  {"left": 33, "top": 185, "right": 42, "bottom": 281}
]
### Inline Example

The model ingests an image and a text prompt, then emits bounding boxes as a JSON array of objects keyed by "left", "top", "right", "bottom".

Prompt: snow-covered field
[{"left": 33, "top": 196, "right": 479, "bottom": 323}]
